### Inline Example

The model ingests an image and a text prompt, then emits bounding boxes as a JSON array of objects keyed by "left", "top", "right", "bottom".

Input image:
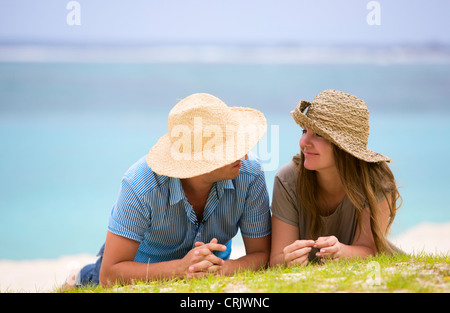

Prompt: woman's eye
[{"left": 301, "top": 129, "right": 307, "bottom": 135}]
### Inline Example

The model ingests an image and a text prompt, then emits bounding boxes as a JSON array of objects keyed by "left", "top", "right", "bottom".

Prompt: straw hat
[
  {"left": 291, "top": 89, "right": 390, "bottom": 163},
  {"left": 147, "top": 93, "right": 267, "bottom": 178}
]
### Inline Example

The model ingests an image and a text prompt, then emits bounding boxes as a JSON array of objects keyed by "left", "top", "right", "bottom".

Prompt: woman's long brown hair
[{"left": 294, "top": 145, "right": 401, "bottom": 254}]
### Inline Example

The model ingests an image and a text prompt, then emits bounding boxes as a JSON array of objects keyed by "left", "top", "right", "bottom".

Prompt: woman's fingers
[
  {"left": 315, "top": 247, "right": 333, "bottom": 258},
  {"left": 283, "top": 240, "right": 315, "bottom": 254},
  {"left": 314, "top": 236, "right": 337, "bottom": 249},
  {"left": 285, "top": 246, "right": 311, "bottom": 265},
  {"left": 315, "top": 245, "right": 340, "bottom": 260},
  {"left": 282, "top": 240, "right": 315, "bottom": 266}
]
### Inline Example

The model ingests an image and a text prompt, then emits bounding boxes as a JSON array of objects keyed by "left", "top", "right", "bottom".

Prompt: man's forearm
[
  {"left": 100, "top": 238, "right": 228, "bottom": 286},
  {"left": 222, "top": 251, "right": 270, "bottom": 275},
  {"left": 99, "top": 259, "right": 184, "bottom": 287}
]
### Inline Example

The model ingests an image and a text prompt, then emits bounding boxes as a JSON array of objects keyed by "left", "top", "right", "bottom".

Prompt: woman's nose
[{"left": 300, "top": 133, "right": 312, "bottom": 150}]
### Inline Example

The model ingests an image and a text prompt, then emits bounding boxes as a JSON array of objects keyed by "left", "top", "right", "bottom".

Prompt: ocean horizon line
[{"left": 1, "top": 43, "right": 449, "bottom": 64}]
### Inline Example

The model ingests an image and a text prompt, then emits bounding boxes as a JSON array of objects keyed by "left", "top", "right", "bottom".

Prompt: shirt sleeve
[
  {"left": 108, "top": 176, "right": 150, "bottom": 243},
  {"left": 270, "top": 166, "right": 299, "bottom": 227},
  {"left": 239, "top": 169, "right": 272, "bottom": 238}
]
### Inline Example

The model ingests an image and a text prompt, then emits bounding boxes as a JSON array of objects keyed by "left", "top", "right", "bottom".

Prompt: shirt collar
[
  {"left": 168, "top": 177, "right": 186, "bottom": 206},
  {"left": 215, "top": 179, "right": 235, "bottom": 199}
]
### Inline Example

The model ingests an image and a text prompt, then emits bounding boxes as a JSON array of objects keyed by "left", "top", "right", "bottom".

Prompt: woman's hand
[
  {"left": 314, "top": 236, "right": 342, "bottom": 261},
  {"left": 282, "top": 240, "right": 315, "bottom": 266}
]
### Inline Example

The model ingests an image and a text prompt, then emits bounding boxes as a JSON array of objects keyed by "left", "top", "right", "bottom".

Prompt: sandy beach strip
[
  {"left": 1, "top": 221, "right": 449, "bottom": 293},
  {"left": 389, "top": 222, "right": 450, "bottom": 255}
]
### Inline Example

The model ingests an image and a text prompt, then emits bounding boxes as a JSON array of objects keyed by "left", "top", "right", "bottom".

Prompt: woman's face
[{"left": 299, "top": 128, "right": 335, "bottom": 172}]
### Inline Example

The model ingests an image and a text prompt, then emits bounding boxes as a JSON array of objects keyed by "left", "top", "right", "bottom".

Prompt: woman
[{"left": 270, "top": 89, "right": 401, "bottom": 267}]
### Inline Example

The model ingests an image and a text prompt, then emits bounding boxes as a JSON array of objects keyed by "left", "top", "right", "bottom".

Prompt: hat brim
[
  {"left": 147, "top": 107, "right": 267, "bottom": 178},
  {"left": 291, "top": 103, "right": 390, "bottom": 163}
]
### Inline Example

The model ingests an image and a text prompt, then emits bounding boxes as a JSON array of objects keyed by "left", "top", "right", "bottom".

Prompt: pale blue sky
[{"left": 0, "top": 0, "right": 449, "bottom": 45}]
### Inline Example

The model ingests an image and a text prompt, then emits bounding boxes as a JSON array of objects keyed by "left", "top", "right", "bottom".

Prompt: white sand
[
  {"left": 390, "top": 222, "right": 450, "bottom": 255},
  {"left": 0, "top": 254, "right": 97, "bottom": 293},
  {"left": 1, "top": 221, "right": 449, "bottom": 293}
]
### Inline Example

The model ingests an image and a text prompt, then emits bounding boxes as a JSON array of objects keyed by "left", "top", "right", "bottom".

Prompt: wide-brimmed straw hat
[
  {"left": 291, "top": 89, "right": 390, "bottom": 163},
  {"left": 147, "top": 93, "right": 267, "bottom": 178}
]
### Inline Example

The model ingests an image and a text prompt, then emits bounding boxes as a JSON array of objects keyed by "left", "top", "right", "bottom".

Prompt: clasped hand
[
  {"left": 182, "top": 238, "right": 226, "bottom": 278},
  {"left": 283, "top": 235, "right": 342, "bottom": 266}
]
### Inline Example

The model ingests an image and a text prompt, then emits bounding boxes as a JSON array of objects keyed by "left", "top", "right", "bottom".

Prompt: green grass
[{"left": 61, "top": 252, "right": 450, "bottom": 293}]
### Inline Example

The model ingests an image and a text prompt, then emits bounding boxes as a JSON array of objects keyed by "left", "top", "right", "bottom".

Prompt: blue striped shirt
[{"left": 108, "top": 154, "right": 271, "bottom": 263}]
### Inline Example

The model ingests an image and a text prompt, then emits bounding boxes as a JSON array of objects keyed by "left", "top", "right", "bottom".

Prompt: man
[{"left": 73, "top": 93, "right": 271, "bottom": 287}]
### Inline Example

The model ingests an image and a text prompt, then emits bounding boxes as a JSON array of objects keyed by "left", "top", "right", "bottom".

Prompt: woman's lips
[{"left": 304, "top": 151, "right": 319, "bottom": 157}]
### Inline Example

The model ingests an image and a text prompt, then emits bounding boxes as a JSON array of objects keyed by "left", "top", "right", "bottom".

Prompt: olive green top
[
  {"left": 271, "top": 159, "right": 358, "bottom": 243},
  {"left": 271, "top": 158, "right": 401, "bottom": 260}
]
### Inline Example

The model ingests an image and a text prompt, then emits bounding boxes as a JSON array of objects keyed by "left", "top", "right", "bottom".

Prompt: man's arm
[
  {"left": 222, "top": 234, "right": 271, "bottom": 274},
  {"left": 99, "top": 231, "right": 226, "bottom": 287}
]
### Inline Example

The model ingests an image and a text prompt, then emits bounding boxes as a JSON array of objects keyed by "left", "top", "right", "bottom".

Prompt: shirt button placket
[{"left": 193, "top": 223, "right": 202, "bottom": 247}]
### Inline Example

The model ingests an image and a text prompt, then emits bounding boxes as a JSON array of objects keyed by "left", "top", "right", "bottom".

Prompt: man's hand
[{"left": 183, "top": 238, "right": 226, "bottom": 278}]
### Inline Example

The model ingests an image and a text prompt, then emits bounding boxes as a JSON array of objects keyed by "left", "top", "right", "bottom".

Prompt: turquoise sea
[{"left": 1, "top": 60, "right": 450, "bottom": 260}]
